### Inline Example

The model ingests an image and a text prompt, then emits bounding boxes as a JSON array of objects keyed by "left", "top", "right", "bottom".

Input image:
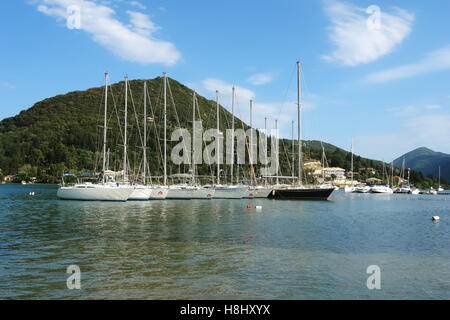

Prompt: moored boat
[
  {"left": 57, "top": 181, "right": 133, "bottom": 201},
  {"left": 128, "top": 185, "right": 153, "bottom": 201},
  {"left": 213, "top": 185, "right": 248, "bottom": 199},
  {"left": 271, "top": 186, "right": 334, "bottom": 200},
  {"left": 370, "top": 185, "right": 393, "bottom": 194},
  {"left": 354, "top": 185, "right": 371, "bottom": 193}
]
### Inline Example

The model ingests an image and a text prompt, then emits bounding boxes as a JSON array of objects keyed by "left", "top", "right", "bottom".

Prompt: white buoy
[
  {"left": 432, "top": 216, "right": 440, "bottom": 221},
  {"left": 255, "top": 206, "right": 262, "bottom": 211}
]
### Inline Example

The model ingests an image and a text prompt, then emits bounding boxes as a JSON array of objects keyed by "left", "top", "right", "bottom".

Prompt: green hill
[
  {"left": 0, "top": 75, "right": 444, "bottom": 188},
  {"left": 393, "top": 147, "right": 450, "bottom": 183}
]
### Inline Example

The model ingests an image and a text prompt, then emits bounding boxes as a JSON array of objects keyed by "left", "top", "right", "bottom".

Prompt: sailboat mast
[
  {"left": 231, "top": 86, "right": 235, "bottom": 184},
  {"left": 292, "top": 120, "right": 295, "bottom": 178},
  {"left": 163, "top": 72, "right": 167, "bottom": 186},
  {"left": 123, "top": 76, "right": 128, "bottom": 184},
  {"left": 276, "top": 119, "right": 279, "bottom": 185},
  {"left": 102, "top": 72, "right": 108, "bottom": 184},
  {"left": 351, "top": 137, "right": 354, "bottom": 185},
  {"left": 216, "top": 90, "right": 220, "bottom": 185},
  {"left": 192, "top": 91, "right": 196, "bottom": 185},
  {"left": 297, "top": 61, "right": 302, "bottom": 186},
  {"left": 143, "top": 81, "right": 147, "bottom": 185},
  {"left": 439, "top": 166, "right": 441, "bottom": 187},
  {"left": 264, "top": 117, "right": 268, "bottom": 186},
  {"left": 391, "top": 161, "right": 394, "bottom": 187},
  {"left": 249, "top": 99, "right": 255, "bottom": 185}
]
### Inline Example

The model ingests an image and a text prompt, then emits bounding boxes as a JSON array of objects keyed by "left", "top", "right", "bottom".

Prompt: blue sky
[{"left": 1, "top": 0, "right": 449, "bottom": 161}]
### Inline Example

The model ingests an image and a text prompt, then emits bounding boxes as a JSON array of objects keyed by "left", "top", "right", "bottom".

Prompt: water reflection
[{"left": 1, "top": 185, "right": 450, "bottom": 299}]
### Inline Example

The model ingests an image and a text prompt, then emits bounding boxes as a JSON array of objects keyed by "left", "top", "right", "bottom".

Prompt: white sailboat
[
  {"left": 57, "top": 73, "right": 133, "bottom": 201},
  {"left": 190, "top": 91, "right": 215, "bottom": 199},
  {"left": 370, "top": 161, "right": 393, "bottom": 194},
  {"left": 370, "top": 185, "right": 393, "bottom": 194},
  {"left": 353, "top": 185, "right": 371, "bottom": 193},
  {"left": 125, "top": 81, "right": 155, "bottom": 201},
  {"left": 212, "top": 88, "right": 248, "bottom": 199},
  {"left": 243, "top": 99, "right": 271, "bottom": 198}
]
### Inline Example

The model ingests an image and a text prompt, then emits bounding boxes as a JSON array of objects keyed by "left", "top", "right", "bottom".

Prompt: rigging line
[
  {"left": 127, "top": 80, "right": 144, "bottom": 151},
  {"left": 143, "top": 82, "right": 155, "bottom": 182},
  {"left": 301, "top": 67, "right": 323, "bottom": 147},
  {"left": 147, "top": 82, "right": 164, "bottom": 177},
  {"left": 234, "top": 94, "right": 256, "bottom": 185},
  {"left": 108, "top": 79, "right": 125, "bottom": 146},
  {"left": 194, "top": 94, "right": 214, "bottom": 182},
  {"left": 167, "top": 79, "right": 189, "bottom": 174},
  {"left": 274, "top": 64, "right": 296, "bottom": 182},
  {"left": 94, "top": 82, "right": 105, "bottom": 173}
]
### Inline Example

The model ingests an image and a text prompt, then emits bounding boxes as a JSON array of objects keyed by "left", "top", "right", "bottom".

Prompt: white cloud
[
  {"left": 247, "top": 73, "right": 274, "bottom": 85},
  {"left": 127, "top": 10, "right": 160, "bottom": 36},
  {"left": 426, "top": 104, "right": 441, "bottom": 110},
  {"left": 35, "top": 0, "right": 180, "bottom": 65},
  {"left": 129, "top": 1, "right": 146, "bottom": 10},
  {"left": 322, "top": 0, "right": 414, "bottom": 66},
  {"left": 366, "top": 46, "right": 450, "bottom": 83}
]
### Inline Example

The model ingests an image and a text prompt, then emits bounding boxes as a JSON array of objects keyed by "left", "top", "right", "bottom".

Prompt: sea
[{"left": 1, "top": 184, "right": 449, "bottom": 299}]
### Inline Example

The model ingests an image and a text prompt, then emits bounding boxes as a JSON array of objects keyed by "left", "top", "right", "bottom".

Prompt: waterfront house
[{"left": 4, "top": 175, "right": 16, "bottom": 182}]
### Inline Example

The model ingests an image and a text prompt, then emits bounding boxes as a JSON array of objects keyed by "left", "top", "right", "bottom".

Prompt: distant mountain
[{"left": 393, "top": 147, "right": 450, "bottom": 183}]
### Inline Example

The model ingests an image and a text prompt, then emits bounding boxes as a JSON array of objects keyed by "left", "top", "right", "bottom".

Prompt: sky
[{"left": 1, "top": 0, "right": 449, "bottom": 162}]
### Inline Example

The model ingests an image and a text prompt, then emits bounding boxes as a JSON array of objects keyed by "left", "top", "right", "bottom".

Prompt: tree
[
  {"left": 18, "top": 164, "right": 37, "bottom": 182},
  {"left": 0, "top": 168, "right": 3, "bottom": 181}
]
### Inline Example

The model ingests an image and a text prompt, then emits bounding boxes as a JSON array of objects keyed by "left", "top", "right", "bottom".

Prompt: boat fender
[{"left": 255, "top": 206, "right": 262, "bottom": 211}]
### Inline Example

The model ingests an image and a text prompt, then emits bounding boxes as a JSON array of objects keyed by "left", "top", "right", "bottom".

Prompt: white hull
[
  {"left": 411, "top": 188, "right": 420, "bottom": 194},
  {"left": 190, "top": 187, "right": 214, "bottom": 199},
  {"left": 370, "top": 186, "right": 393, "bottom": 194},
  {"left": 148, "top": 186, "right": 168, "bottom": 200},
  {"left": 57, "top": 184, "right": 133, "bottom": 201},
  {"left": 213, "top": 186, "right": 249, "bottom": 199},
  {"left": 344, "top": 186, "right": 355, "bottom": 193},
  {"left": 354, "top": 186, "right": 371, "bottom": 193},
  {"left": 166, "top": 186, "right": 193, "bottom": 199},
  {"left": 128, "top": 186, "right": 153, "bottom": 200}
]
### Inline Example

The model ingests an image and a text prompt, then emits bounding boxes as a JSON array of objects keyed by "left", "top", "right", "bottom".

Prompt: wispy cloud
[
  {"left": 0, "top": 81, "right": 15, "bottom": 89},
  {"left": 127, "top": 10, "right": 160, "bottom": 36},
  {"left": 365, "top": 46, "right": 450, "bottom": 83},
  {"left": 129, "top": 1, "right": 146, "bottom": 10},
  {"left": 35, "top": 0, "right": 180, "bottom": 65},
  {"left": 247, "top": 73, "right": 274, "bottom": 86},
  {"left": 322, "top": 0, "right": 414, "bottom": 66},
  {"left": 360, "top": 104, "right": 450, "bottom": 160},
  {"left": 194, "top": 78, "right": 315, "bottom": 138}
]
